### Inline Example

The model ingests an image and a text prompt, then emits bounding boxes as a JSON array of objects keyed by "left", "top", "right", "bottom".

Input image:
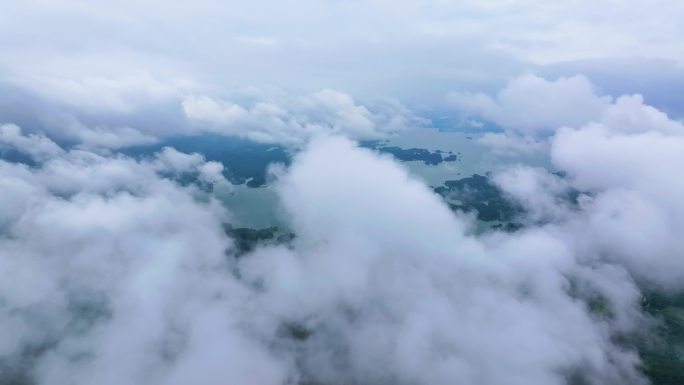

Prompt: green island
[
  {"left": 361, "top": 141, "right": 461, "bottom": 165},
  {"left": 223, "top": 224, "right": 295, "bottom": 256},
  {"left": 123, "top": 134, "right": 290, "bottom": 188},
  {"left": 433, "top": 173, "right": 524, "bottom": 226},
  {"left": 639, "top": 292, "right": 684, "bottom": 385}
]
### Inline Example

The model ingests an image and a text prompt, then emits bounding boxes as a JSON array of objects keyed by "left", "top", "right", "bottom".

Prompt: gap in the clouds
[
  {"left": 112, "top": 128, "right": 548, "bottom": 232},
  {"left": 639, "top": 293, "right": 684, "bottom": 385},
  {"left": 118, "top": 134, "right": 292, "bottom": 228},
  {"left": 120, "top": 134, "right": 292, "bottom": 188},
  {"left": 0, "top": 146, "right": 38, "bottom": 167},
  {"left": 0, "top": 124, "right": 553, "bottom": 234}
]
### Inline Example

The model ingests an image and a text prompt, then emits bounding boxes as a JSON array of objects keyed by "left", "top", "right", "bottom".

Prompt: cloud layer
[
  {"left": 1, "top": 2, "right": 683, "bottom": 383},
  {"left": 2, "top": 108, "right": 682, "bottom": 383},
  {"left": 182, "top": 89, "right": 422, "bottom": 146},
  {"left": 3, "top": 0, "right": 684, "bottom": 135}
]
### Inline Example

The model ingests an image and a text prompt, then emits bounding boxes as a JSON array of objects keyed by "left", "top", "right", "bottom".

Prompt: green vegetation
[
  {"left": 0, "top": 370, "right": 31, "bottom": 385},
  {"left": 639, "top": 292, "right": 684, "bottom": 385},
  {"left": 375, "top": 146, "right": 444, "bottom": 165},
  {"left": 223, "top": 224, "right": 295, "bottom": 256},
  {"left": 435, "top": 174, "right": 523, "bottom": 224},
  {"left": 123, "top": 134, "right": 290, "bottom": 187},
  {"left": 278, "top": 321, "right": 313, "bottom": 341},
  {"left": 490, "top": 222, "right": 524, "bottom": 232},
  {"left": 361, "top": 141, "right": 460, "bottom": 165}
]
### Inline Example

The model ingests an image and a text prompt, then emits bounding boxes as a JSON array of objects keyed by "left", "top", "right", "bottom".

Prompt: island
[
  {"left": 434, "top": 174, "right": 523, "bottom": 224},
  {"left": 360, "top": 141, "right": 461, "bottom": 165},
  {"left": 122, "top": 134, "right": 290, "bottom": 188}
]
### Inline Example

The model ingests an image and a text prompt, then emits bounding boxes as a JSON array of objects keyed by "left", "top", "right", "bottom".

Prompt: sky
[
  {"left": 1, "top": 2, "right": 684, "bottom": 385},
  {"left": 1, "top": 0, "right": 684, "bottom": 148}
]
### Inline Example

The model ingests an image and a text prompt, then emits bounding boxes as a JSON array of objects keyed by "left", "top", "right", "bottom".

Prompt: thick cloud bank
[
  {"left": 0, "top": 126, "right": 291, "bottom": 385},
  {"left": 471, "top": 75, "right": 684, "bottom": 291},
  {"left": 454, "top": 75, "right": 684, "bottom": 161},
  {"left": 0, "top": 82, "right": 418, "bottom": 149},
  {"left": 3, "top": 116, "right": 682, "bottom": 384}
]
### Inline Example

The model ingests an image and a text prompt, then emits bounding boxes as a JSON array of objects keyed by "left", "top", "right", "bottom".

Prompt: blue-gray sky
[
  {"left": 2, "top": 0, "right": 683, "bottom": 147},
  {"left": 2, "top": 1, "right": 683, "bottom": 102}
]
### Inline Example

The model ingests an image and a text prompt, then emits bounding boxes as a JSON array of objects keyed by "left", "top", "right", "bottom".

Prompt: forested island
[
  {"left": 361, "top": 141, "right": 461, "bottom": 165},
  {"left": 123, "top": 134, "right": 290, "bottom": 187}
]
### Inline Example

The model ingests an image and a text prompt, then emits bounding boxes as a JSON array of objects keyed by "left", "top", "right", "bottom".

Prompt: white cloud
[
  {"left": 455, "top": 74, "right": 684, "bottom": 139},
  {"left": 182, "top": 96, "right": 249, "bottom": 126},
  {"left": 0, "top": 123, "right": 64, "bottom": 161},
  {"left": 0, "top": 2, "right": 682, "bottom": 383},
  {"left": 6, "top": 72, "right": 191, "bottom": 114},
  {"left": 183, "top": 89, "right": 423, "bottom": 146},
  {"left": 238, "top": 136, "right": 649, "bottom": 385},
  {"left": 491, "top": 166, "right": 573, "bottom": 223},
  {"left": 451, "top": 74, "right": 612, "bottom": 134},
  {"left": 600, "top": 94, "right": 684, "bottom": 135},
  {"left": 1, "top": 125, "right": 679, "bottom": 384},
  {"left": 197, "top": 161, "right": 228, "bottom": 186},
  {"left": 153, "top": 146, "right": 205, "bottom": 174},
  {"left": 61, "top": 118, "right": 159, "bottom": 149},
  {"left": 0, "top": 124, "right": 290, "bottom": 385},
  {"left": 2, "top": 1, "right": 683, "bottom": 148},
  {"left": 2, "top": 0, "right": 682, "bottom": 116},
  {"left": 153, "top": 146, "right": 231, "bottom": 189},
  {"left": 483, "top": 75, "right": 684, "bottom": 290},
  {"left": 550, "top": 123, "right": 684, "bottom": 289}
]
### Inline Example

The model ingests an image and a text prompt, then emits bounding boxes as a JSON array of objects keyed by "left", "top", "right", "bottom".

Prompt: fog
[{"left": 2, "top": 84, "right": 683, "bottom": 383}]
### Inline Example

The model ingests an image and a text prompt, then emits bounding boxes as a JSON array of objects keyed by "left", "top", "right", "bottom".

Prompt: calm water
[
  {"left": 218, "top": 127, "right": 549, "bottom": 227},
  {"left": 387, "top": 127, "right": 549, "bottom": 186},
  {"left": 388, "top": 129, "right": 490, "bottom": 186},
  {"left": 217, "top": 183, "right": 284, "bottom": 228}
]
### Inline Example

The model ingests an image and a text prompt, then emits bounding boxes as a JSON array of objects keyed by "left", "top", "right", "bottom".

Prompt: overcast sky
[{"left": 2, "top": 0, "right": 683, "bottom": 106}]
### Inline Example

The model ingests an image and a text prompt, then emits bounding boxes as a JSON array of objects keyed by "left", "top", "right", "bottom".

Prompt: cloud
[
  {"left": 453, "top": 74, "right": 684, "bottom": 138},
  {"left": 0, "top": 83, "right": 171, "bottom": 149},
  {"left": 0, "top": 2, "right": 682, "bottom": 383},
  {"left": 4, "top": 0, "right": 683, "bottom": 149},
  {"left": 599, "top": 94, "right": 684, "bottom": 135},
  {"left": 153, "top": 146, "right": 206, "bottom": 174},
  {"left": 550, "top": 121, "right": 684, "bottom": 289},
  {"left": 153, "top": 146, "right": 231, "bottom": 189},
  {"left": 5, "top": 73, "right": 190, "bottom": 114},
  {"left": 0, "top": 123, "right": 64, "bottom": 161},
  {"left": 480, "top": 75, "right": 684, "bottom": 291},
  {"left": 491, "top": 165, "right": 573, "bottom": 223},
  {"left": 1, "top": 121, "right": 681, "bottom": 384},
  {"left": 183, "top": 89, "right": 424, "bottom": 146},
  {"left": 455, "top": 74, "right": 684, "bottom": 175},
  {"left": 0, "top": 124, "right": 290, "bottom": 385},
  {"left": 540, "top": 57, "right": 684, "bottom": 118},
  {"left": 60, "top": 118, "right": 159, "bottom": 149},
  {"left": 478, "top": 132, "right": 549, "bottom": 156},
  {"left": 0, "top": 75, "right": 422, "bottom": 149},
  {"left": 3, "top": 0, "right": 682, "bottom": 116},
  {"left": 450, "top": 74, "right": 612, "bottom": 134},
  {"left": 239, "top": 136, "right": 650, "bottom": 385}
]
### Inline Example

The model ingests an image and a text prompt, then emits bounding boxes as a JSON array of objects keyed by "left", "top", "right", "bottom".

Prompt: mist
[
  {"left": 2, "top": 89, "right": 683, "bottom": 383},
  {"left": 2, "top": 1, "right": 684, "bottom": 384}
]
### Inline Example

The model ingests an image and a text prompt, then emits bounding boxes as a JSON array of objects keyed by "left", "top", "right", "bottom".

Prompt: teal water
[
  {"left": 217, "top": 127, "right": 549, "bottom": 227},
  {"left": 217, "top": 183, "right": 284, "bottom": 229}
]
